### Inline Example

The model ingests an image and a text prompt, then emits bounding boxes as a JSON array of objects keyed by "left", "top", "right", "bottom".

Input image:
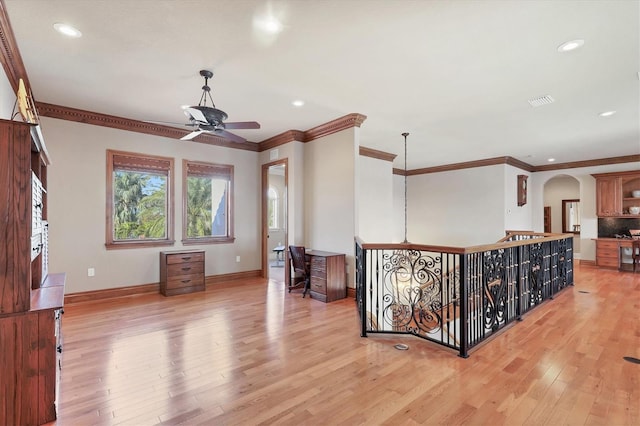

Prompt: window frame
[
  {"left": 182, "top": 159, "right": 235, "bottom": 245},
  {"left": 105, "top": 149, "right": 175, "bottom": 249}
]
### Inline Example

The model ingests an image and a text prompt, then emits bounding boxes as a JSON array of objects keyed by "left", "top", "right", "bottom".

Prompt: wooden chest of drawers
[
  {"left": 307, "top": 250, "right": 346, "bottom": 303},
  {"left": 160, "top": 250, "right": 205, "bottom": 296}
]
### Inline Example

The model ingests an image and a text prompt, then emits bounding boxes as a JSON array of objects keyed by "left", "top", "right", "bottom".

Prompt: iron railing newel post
[
  {"left": 517, "top": 244, "right": 523, "bottom": 321},
  {"left": 357, "top": 241, "right": 367, "bottom": 338},
  {"left": 361, "top": 247, "right": 367, "bottom": 337},
  {"left": 459, "top": 254, "right": 469, "bottom": 358}
]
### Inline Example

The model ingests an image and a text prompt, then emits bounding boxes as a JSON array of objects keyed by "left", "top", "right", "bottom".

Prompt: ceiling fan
[{"left": 178, "top": 70, "right": 260, "bottom": 143}]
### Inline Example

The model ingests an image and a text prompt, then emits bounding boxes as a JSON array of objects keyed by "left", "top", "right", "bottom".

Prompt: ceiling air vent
[{"left": 528, "top": 95, "right": 555, "bottom": 107}]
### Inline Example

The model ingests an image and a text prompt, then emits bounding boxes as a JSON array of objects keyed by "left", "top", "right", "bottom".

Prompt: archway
[{"left": 543, "top": 175, "right": 581, "bottom": 258}]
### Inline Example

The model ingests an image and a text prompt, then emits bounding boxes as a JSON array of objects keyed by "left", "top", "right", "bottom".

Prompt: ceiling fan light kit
[{"left": 177, "top": 70, "right": 260, "bottom": 143}]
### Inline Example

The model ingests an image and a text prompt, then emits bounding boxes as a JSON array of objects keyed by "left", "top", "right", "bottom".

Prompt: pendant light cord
[{"left": 402, "top": 132, "right": 409, "bottom": 243}]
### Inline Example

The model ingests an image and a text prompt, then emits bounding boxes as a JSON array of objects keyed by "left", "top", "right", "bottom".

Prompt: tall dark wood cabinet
[{"left": 0, "top": 119, "right": 64, "bottom": 426}]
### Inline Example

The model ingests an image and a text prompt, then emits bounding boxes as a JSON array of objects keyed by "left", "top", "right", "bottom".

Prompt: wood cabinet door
[
  {"left": 0, "top": 121, "right": 32, "bottom": 314},
  {"left": 595, "top": 177, "right": 621, "bottom": 216}
]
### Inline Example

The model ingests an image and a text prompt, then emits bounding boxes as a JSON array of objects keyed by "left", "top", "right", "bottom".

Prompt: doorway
[
  {"left": 262, "top": 159, "right": 288, "bottom": 284},
  {"left": 543, "top": 175, "right": 581, "bottom": 257}
]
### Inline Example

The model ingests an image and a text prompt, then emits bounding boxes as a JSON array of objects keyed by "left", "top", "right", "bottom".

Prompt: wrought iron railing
[{"left": 355, "top": 232, "right": 573, "bottom": 357}]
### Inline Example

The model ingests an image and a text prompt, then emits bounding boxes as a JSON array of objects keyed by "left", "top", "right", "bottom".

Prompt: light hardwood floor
[{"left": 50, "top": 264, "right": 639, "bottom": 425}]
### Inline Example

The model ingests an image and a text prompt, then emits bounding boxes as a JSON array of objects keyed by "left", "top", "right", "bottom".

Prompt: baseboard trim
[
  {"left": 65, "top": 282, "right": 159, "bottom": 304},
  {"left": 347, "top": 287, "right": 356, "bottom": 299},
  {"left": 64, "top": 270, "right": 263, "bottom": 304},
  {"left": 579, "top": 259, "right": 597, "bottom": 267},
  {"left": 206, "top": 270, "right": 262, "bottom": 285}
]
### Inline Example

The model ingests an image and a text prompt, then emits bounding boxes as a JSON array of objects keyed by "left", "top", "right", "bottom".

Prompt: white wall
[
  {"left": 43, "top": 117, "right": 261, "bottom": 294},
  {"left": 356, "top": 154, "right": 394, "bottom": 242},
  {"left": 504, "top": 166, "right": 532, "bottom": 232},
  {"left": 0, "top": 70, "right": 15, "bottom": 119},
  {"left": 393, "top": 174, "right": 405, "bottom": 242},
  {"left": 407, "top": 165, "right": 506, "bottom": 246},
  {"left": 304, "top": 128, "right": 356, "bottom": 286}
]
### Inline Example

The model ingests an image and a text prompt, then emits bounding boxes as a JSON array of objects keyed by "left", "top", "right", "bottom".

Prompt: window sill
[
  {"left": 182, "top": 236, "right": 235, "bottom": 245},
  {"left": 105, "top": 239, "right": 176, "bottom": 250}
]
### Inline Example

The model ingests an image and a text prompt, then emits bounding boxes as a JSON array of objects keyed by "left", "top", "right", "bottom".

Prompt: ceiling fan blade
[
  {"left": 223, "top": 121, "right": 261, "bottom": 130},
  {"left": 184, "top": 107, "right": 208, "bottom": 123},
  {"left": 181, "top": 129, "right": 203, "bottom": 141},
  {"left": 215, "top": 129, "right": 246, "bottom": 143}
]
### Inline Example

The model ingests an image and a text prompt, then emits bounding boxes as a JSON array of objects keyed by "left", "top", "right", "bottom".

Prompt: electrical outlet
[
  {"left": 88, "top": 267, "right": 95, "bottom": 277},
  {"left": 236, "top": 256, "right": 241, "bottom": 262}
]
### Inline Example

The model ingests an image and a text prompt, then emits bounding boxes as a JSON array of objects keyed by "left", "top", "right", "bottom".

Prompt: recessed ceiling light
[
  {"left": 53, "top": 23, "right": 82, "bottom": 38},
  {"left": 599, "top": 110, "right": 616, "bottom": 117},
  {"left": 292, "top": 100, "right": 304, "bottom": 107},
  {"left": 557, "top": 39, "right": 584, "bottom": 52},
  {"left": 264, "top": 18, "right": 283, "bottom": 34},
  {"left": 548, "top": 158, "right": 556, "bottom": 162},
  {"left": 254, "top": 15, "right": 283, "bottom": 34}
]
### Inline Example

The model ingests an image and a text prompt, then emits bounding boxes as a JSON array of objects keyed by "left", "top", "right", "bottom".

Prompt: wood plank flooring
[{"left": 49, "top": 264, "right": 639, "bottom": 425}]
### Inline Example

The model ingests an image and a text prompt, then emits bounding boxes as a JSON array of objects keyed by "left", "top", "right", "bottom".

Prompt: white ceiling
[{"left": 4, "top": 0, "right": 640, "bottom": 169}]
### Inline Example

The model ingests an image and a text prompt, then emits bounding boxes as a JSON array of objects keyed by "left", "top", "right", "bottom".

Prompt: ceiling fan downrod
[{"left": 198, "top": 69, "right": 215, "bottom": 107}]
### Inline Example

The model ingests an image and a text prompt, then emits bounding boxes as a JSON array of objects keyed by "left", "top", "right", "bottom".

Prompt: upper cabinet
[
  {"left": 593, "top": 170, "right": 640, "bottom": 217},
  {"left": 0, "top": 119, "right": 33, "bottom": 313}
]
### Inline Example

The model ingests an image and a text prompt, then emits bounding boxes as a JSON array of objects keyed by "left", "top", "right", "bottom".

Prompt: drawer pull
[
  {"left": 181, "top": 256, "right": 191, "bottom": 260},
  {"left": 181, "top": 279, "right": 191, "bottom": 284},
  {"left": 181, "top": 267, "right": 192, "bottom": 271}
]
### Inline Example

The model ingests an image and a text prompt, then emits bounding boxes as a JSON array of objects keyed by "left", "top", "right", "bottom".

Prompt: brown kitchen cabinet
[
  {"left": 160, "top": 250, "right": 205, "bottom": 296},
  {"left": 593, "top": 170, "right": 640, "bottom": 217}
]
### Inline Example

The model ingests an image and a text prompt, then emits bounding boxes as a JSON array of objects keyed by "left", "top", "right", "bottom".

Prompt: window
[
  {"left": 268, "top": 187, "right": 278, "bottom": 229},
  {"left": 183, "top": 160, "right": 234, "bottom": 244},
  {"left": 106, "top": 150, "right": 174, "bottom": 249}
]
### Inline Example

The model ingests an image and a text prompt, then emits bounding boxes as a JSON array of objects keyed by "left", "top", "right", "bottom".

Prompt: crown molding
[
  {"left": 531, "top": 154, "right": 640, "bottom": 172},
  {"left": 406, "top": 156, "right": 533, "bottom": 176},
  {"left": 304, "top": 113, "right": 367, "bottom": 141},
  {"left": 257, "top": 113, "right": 367, "bottom": 152},
  {"left": 35, "top": 102, "right": 259, "bottom": 151},
  {"left": 0, "top": 0, "right": 28, "bottom": 93},
  {"left": 359, "top": 146, "right": 396, "bottom": 162},
  {"left": 34, "top": 101, "right": 367, "bottom": 153},
  {"left": 505, "top": 156, "right": 536, "bottom": 172},
  {"left": 27, "top": 101, "right": 640, "bottom": 170},
  {"left": 259, "top": 130, "right": 306, "bottom": 151},
  {"left": 393, "top": 154, "right": 640, "bottom": 176}
]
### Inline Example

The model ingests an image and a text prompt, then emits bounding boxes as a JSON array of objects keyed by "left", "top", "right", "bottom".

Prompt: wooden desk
[{"left": 305, "top": 250, "right": 346, "bottom": 302}]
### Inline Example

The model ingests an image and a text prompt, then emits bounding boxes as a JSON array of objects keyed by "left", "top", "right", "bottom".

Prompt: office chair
[{"left": 288, "top": 245, "right": 310, "bottom": 297}]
